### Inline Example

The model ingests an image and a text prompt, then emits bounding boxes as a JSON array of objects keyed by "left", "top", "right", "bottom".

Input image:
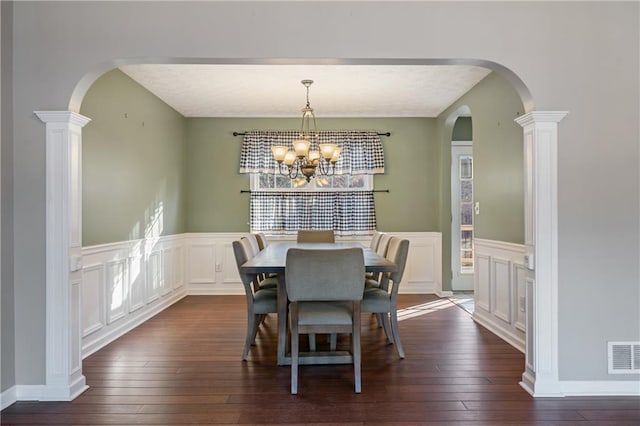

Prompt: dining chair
[
  {"left": 365, "top": 233, "right": 392, "bottom": 289},
  {"left": 362, "top": 237, "right": 410, "bottom": 359},
  {"left": 365, "top": 231, "right": 385, "bottom": 281},
  {"left": 296, "top": 229, "right": 335, "bottom": 243},
  {"left": 250, "top": 233, "right": 277, "bottom": 280},
  {"left": 240, "top": 237, "right": 277, "bottom": 290},
  {"left": 245, "top": 233, "right": 261, "bottom": 255},
  {"left": 232, "top": 240, "right": 278, "bottom": 361},
  {"left": 254, "top": 232, "right": 269, "bottom": 251},
  {"left": 286, "top": 247, "right": 365, "bottom": 394},
  {"left": 295, "top": 229, "right": 337, "bottom": 350},
  {"left": 369, "top": 230, "right": 383, "bottom": 251}
]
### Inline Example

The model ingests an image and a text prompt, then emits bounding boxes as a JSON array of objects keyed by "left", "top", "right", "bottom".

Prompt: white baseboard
[
  {"left": 473, "top": 310, "right": 525, "bottom": 353},
  {"left": 560, "top": 380, "right": 640, "bottom": 396},
  {"left": 1, "top": 386, "right": 17, "bottom": 410},
  {"left": 436, "top": 290, "right": 453, "bottom": 298},
  {"left": 187, "top": 283, "right": 243, "bottom": 296},
  {"left": 520, "top": 378, "right": 640, "bottom": 397},
  {"left": 1, "top": 378, "right": 89, "bottom": 408}
]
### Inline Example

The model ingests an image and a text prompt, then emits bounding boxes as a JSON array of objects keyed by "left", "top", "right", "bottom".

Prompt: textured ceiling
[{"left": 119, "top": 64, "right": 491, "bottom": 118}]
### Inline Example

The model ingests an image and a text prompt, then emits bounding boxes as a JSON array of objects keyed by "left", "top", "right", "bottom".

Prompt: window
[
  {"left": 251, "top": 173, "right": 373, "bottom": 192},
  {"left": 240, "top": 130, "right": 384, "bottom": 236},
  {"left": 458, "top": 155, "right": 474, "bottom": 272}
]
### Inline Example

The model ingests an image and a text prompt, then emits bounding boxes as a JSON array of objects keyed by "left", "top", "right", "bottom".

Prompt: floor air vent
[{"left": 608, "top": 342, "right": 640, "bottom": 374}]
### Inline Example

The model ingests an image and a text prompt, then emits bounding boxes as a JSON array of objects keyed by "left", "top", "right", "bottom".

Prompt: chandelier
[{"left": 270, "top": 80, "right": 341, "bottom": 182}]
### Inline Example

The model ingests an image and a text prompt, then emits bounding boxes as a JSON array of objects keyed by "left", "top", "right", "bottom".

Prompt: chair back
[
  {"left": 383, "top": 237, "right": 410, "bottom": 295},
  {"left": 232, "top": 240, "right": 256, "bottom": 294},
  {"left": 244, "top": 234, "right": 261, "bottom": 254},
  {"left": 254, "top": 233, "right": 268, "bottom": 250},
  {"left": 296, "top": 230, "right": 335, "bottom": 243},
  {"left": 369, "top": 231, "right": 384, "bottom": 250},
  {"left": 376, "top": 233, "right": 392, "bottom": 257},
  {"left": 286, "top": 248, "right": 364, "bottom": 302}
]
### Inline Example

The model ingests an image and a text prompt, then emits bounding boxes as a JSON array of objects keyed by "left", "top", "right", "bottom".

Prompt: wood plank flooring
[{"left": 2, "top": 294, "right": 639, "bottom": 425}]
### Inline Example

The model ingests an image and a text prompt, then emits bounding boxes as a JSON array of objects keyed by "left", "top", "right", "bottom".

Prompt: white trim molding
[
  {"left": 515, "top": 110, "right": 568, "bottom": 397},
  {"left": 80, "top": 232, "right": 441, "bottom": 359},
  {"left": 0, "top": 386, "right": 17, "bottom": 410},
  {"left": 81, "top": 235, "right": 187, "bottom": 358},
  {"left": 35, "top": 111, "right": 91, "bottom": 401}
]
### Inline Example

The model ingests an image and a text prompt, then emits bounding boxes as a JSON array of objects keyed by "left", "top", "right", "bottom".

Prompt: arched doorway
[{"left": 37, "top": 57, "right": 567, "bottom": 400}]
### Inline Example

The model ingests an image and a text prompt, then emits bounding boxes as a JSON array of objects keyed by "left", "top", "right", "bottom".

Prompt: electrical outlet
[
  {"left": 519, "top": 296, "right": 526, "bottom": 312},
  {"left": 474, "top": 201, "right": 480, "bottom": 215},
  {"left": 215, "top": 263, "right": 222, "bottom": 272}
]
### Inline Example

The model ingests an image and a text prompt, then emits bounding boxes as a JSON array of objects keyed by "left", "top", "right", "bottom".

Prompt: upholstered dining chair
[
  {"left": 286, "top": 247, "right": 365, "bottom": 394},
  {"left": 245, "top": 233, "right": 261, "bottom": 255},
  {"left": 365, "top": 233, "right": 392, "bottom": 289},
  {"left": 296, "top": 229, "right": 335, "bottom": 243},
  {"left": 240, "top": 237, "right": 277, "bottom": 290},
  {"left": 362, "top": 237, "right": 410, "bottom": 359},
  {"left": 232, "top": 240, "right": 278, "bottom": 361},
  {"left": 369, "top": 230, "right": 384, "bottom": 251},
  {"left": 365, "top": 231, "right": 385, "bottom": 281},
  {"left": 254, "top": 232, "right": 269, "bottom": 251},
  {"left": 295, "top": 229, "right": 337, "bottom": 350}
]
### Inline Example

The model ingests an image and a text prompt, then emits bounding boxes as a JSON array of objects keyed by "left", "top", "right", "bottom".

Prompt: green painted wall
[
  {"left": 185, "top": 117, "right": 440, "bottom": 233},
  {"left": 80, "top": 69, "right": 187, "bottom": 246},
  {"left": 437, "top": 72, "right": 525, "bottom": 290}
]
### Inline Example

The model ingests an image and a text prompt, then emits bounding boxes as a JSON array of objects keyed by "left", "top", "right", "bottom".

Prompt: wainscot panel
[
  {"left": 81, "top": 232, "right": 442, "bottom": 358},
  {"left": 81, "top": 236, "right": 187, "bottom": 358},
  {"left": 473, "top": 238, "right": 527, "bottom": 353}
]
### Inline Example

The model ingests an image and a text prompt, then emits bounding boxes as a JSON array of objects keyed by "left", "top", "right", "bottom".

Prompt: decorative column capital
[
  {"left": 35, "top": 111, "right": 91, "bottom": 128},
  {"left": 515, "top": 111, "right": 568, "bottom": 128}
]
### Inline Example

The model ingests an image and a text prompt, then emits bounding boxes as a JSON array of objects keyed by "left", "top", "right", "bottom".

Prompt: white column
[
  {"left": 35, "top": 111, "right": 91, "bottom": 400},
  {"left": 515, "top": 111, "right": 568, "bottom": 397}
]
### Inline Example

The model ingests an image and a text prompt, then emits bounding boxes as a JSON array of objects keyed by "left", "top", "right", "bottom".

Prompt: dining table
[{"left": 240, "top": 241, "right": 397, "bottom": 366}]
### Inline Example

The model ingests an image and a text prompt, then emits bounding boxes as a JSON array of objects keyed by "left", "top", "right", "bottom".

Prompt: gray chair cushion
[
  {"left": 253, "top": 288, "right": 278, "bottom": 313},
  {"left": 362, "top": 288, "right": 391, "bottom": 313}
]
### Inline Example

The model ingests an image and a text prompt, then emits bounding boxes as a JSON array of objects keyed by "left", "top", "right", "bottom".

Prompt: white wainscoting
[
  {"left": 183, "top": 232, "right": 442, "bottom": 295},
  {"left": 81, "top": 231, "right": 441, "bottom": 358},
  {"left": 473, "top": 238, "right": 527, "bottom": 353},
  {"left": 81, "top": 235, "right": 187, "bottom": 358}
]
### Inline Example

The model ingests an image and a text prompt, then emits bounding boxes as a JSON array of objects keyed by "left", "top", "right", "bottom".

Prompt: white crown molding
[
  {"left": 515, "top": 111, "right": 569, "bottom": 127},
  {"left": 34, "top": 111, "right": 91, "bottom": 127}
]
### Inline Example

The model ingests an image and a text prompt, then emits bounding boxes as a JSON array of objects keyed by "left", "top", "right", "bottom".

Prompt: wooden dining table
[{"left": 240, "top": 241, "right": 397, "bottom": 366}]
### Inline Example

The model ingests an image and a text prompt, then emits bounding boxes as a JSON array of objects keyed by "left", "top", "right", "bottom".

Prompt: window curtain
[
  {"left": 239, "top": 130, "right": 385, "bottom": 175},
  {"left": 250, "top": 191, "right": 377, "bottom": 235},
  {"left": 242, "top": 130, "right": 384, "bottom": 234}
]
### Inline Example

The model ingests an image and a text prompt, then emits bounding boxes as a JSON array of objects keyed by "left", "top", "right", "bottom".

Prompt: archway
[{"left": 37, "top": 57, "right": 566, "bottom": 400}]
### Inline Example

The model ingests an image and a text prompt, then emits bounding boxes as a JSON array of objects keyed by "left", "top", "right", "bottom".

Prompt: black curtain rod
[
  {"left": 233, "top": 131, "right": 391, "bottom": 137},
  {"left": 240, "top": 189, "right": 389, "bottom": 193}
]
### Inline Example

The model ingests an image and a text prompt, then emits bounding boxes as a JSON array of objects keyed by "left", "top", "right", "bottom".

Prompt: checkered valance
[
  {"left": 250, "top": 191, "right": 377, "bottom": 234},
  {"left": 239, "top": 130, "right": 385, "bottom": 175}
]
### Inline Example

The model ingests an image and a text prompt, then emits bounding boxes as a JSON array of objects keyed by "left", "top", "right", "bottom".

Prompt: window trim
[{"left": 249, "top": 173, "right": 373, "bottom": 192}]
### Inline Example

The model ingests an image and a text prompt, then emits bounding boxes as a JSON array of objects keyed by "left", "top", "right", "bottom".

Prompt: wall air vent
[{"left": 608, "top": 342, "right": 640, "bottom": 374}]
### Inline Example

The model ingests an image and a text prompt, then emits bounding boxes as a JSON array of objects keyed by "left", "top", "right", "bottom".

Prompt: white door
[{"left": 451, "top": 143, "right": 474, "bottom": 291}]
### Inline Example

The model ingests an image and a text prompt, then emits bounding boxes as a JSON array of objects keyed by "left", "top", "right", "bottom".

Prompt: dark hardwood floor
[{"left": 2, "top": 294, "right": 639, "bottom": 425}]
